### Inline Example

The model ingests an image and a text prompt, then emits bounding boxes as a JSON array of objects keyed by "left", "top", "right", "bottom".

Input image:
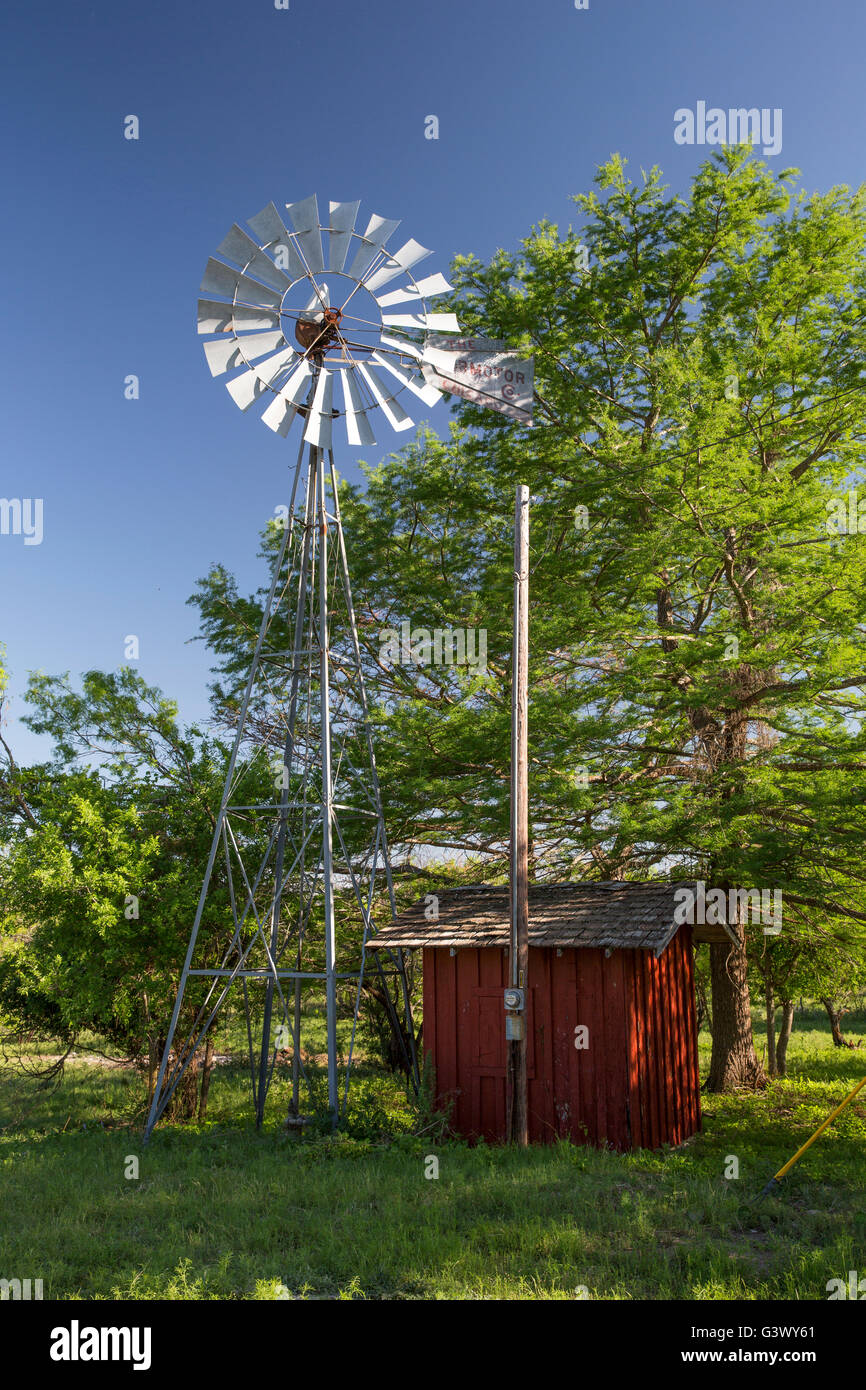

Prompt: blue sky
[{"left": 2, "top": 0, "right": 864, "bottom": 764}]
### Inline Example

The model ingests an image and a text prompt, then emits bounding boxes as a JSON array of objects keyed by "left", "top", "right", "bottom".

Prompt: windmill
[{"left": 143, "top": 196, "right": 465, "bottom": 1139}]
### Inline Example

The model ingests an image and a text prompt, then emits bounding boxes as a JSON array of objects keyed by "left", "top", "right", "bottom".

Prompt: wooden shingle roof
[{"left": 367, "top": 880, "right": 721, "bottom": 958}]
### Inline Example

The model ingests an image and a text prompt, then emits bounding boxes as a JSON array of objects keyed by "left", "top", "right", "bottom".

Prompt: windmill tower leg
[
  {"left": 317, "top": 450, "right": 340, "bottom": 1120},
  {"left": 256, "top": 447, "right": 315, "bottom": 1127},
  {"left": 143, "top": 469, "right": 303, "bottom": 1140}
]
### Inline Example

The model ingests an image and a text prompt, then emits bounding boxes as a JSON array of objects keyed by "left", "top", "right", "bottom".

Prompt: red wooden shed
[{"left": 368, "top": 881, "right": 708, "bottom": 1150}]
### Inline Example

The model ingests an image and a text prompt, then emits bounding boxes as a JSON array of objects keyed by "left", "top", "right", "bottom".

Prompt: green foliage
[
  {"left": 412, "top": 1052, "right": 453, "bottom": 1143},
  {"left": 441, "top": 148, "right": 866, "bottom": 912},
  {"left": 0, "top": 662, "right": 421, "bottom": 1086},
  {"left": 0, "top": 668, "right": 245, "bottom": 1064}
]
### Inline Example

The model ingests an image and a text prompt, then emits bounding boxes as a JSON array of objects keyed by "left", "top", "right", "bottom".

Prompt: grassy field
[{"left": 0, "top": 1010, "right": 863, "bottom": 1300}]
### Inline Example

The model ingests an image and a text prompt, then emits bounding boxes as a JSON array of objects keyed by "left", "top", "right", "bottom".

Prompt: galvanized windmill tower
[{"left": 144, "top": 196, "right": 463, "bottom": 1138}]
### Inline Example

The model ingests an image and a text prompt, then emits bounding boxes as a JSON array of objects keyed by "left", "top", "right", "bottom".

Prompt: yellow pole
[{"left": 760, "top": 1073, "right": 866, "bottom": 1196}]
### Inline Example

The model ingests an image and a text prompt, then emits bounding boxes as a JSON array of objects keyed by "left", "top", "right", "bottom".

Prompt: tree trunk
[
  {"left": 143, "top": 992, "right": 158, "bottom": 1106},
  {"left": 197, "top": 1036, "right": 215, "bottom": 1122},
  {"left": 146, "top": 1035, "right": 159, "bottom": 1107},
  {"left": 822, "top": 997, "right": 855, "bottom": 1049},
  {"left": 167, "top": 1048, "right": 201, "bottom": 1121},
  {"left": 775, "top": 998, "right": 795, "bottom": 1077},
  {"left": 765, "top": 975, "right": 776, "bottom": 1079},
  {"left": 706, "top": 931, "right": 767, "bottom": 1091},
  {"left": 695, "top": 969, "right": 712, "bottom": 1036}
]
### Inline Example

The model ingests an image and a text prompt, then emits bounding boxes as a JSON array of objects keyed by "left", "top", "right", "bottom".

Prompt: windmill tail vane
[{"left": 145, "top": 195, "right": 533, "bottom": 1139}]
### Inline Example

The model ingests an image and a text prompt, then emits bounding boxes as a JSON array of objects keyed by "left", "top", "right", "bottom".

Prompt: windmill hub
[{"left": 294, "top": 314, "right": 341, "bottom": 356}]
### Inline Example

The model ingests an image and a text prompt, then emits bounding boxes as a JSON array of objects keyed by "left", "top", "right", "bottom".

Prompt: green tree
[
  {"left": 448, "top": 146, "right": 866, "bottom": 1091},
  {"left": 748, "top": 921, "right": 866, "bottom": 1077},
  {"left": 0, "top": 667, "right": 239, "bottom": 1115},
  {"left": 0, "top": 662, "right": 420, "bottom": 1108}
]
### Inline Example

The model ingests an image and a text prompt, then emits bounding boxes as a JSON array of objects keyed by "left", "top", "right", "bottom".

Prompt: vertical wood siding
[{"left": 423, "top": 929, "right": 701, "bottom": 1151}]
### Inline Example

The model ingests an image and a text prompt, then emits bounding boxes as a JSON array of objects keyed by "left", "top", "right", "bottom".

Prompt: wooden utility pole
[{"left": 508, "top": 484, "right": 530, "bottom": 1146}]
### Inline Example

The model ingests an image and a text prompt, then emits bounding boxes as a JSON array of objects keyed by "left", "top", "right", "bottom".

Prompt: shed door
[{"left": 466, "top": 986, "right": 536, "bottom": 1141}]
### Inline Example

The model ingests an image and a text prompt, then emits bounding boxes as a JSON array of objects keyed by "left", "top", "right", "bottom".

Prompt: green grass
[{"left": 0, "top": 1012, "right": 863, "bottom": 1300}]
